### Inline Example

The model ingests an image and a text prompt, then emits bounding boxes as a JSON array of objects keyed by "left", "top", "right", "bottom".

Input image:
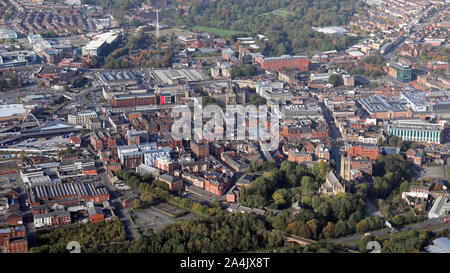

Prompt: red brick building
[
  {"left": 155, "top": 157, "right": 174, "bottom": 174},
  {"left": 88, "top": 207, "right": 105, "bottom": 223},
  {"left": 158, "top": 174, "right": 183, "bottom": 192},
  {"left": 0, "top": 226, "right": 28, "bottom": 253},
  {"left": 112, "top": 93, "right": 156, "bottom": 108},
  {"left": 255, "top": 55, "right": 309, "bottom": 72},
  {"left": 288, "top": 149, "right": 313, "bottom": 164},
  {"left": 51, "top": 211, "right": 71, "bottom": 226},
  {"left": 122, "top": 153, "right": 143, "bottom": 169},
  {"left": 190, "top": 140, "right": 209, "bottom": 158},
  {"left": 29, "top": 183, "right": 110, "bottom": 206},
  {"left": 204, "top": 178, "right": 231, "bottom": 196},
  {"left": 346, "top": 145, "right": 379, "bottom": 160}
]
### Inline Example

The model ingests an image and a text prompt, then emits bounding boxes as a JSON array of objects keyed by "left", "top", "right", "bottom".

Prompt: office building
[{"left": 388, "top": 119, "right": 442, "bottom": 144}]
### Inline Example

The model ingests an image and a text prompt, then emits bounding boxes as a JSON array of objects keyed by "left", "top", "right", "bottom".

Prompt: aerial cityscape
[{"left": 0, "top": 0, "right": 449, "bottom": 258}]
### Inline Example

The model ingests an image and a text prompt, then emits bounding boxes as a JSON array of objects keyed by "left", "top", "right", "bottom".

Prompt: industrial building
[
  {"left": 428, "top": 196, "right": 450, "bottom": 219},
  {"left": 401, "top": 92, "right": 430, "bottom": 112},
  {"left": 150, "top": 69, "right": 209, "bottom": 85},
  {"left": 0, "top": 104, "right": 29, "bottom": 122},
  {"left": 98, "top": 71, "right": 138, "bottom": 87},
  {"left": 29, "top": 182, "right": 110, "bottom": 205},
  {"left": 359, "top": 95, "right": 412, "bottom": 119}
]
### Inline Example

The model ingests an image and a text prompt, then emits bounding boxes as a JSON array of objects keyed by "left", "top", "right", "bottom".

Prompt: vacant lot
[
  {"left": 419, "top": 166, "right": 446, "bottom": 179},
  {"left": 191, "top": 26, "right": 245, "bottom": 37},
  {"left": 134, "top": 206, "right": 197, "bottom": 232},
  {"left": 151, "top": 201, "right": 186, "bottom": 217}
]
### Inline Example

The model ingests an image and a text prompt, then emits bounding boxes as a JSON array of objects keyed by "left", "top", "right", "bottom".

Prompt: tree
[
  {"left": 356, "top": 218, "right": 370, "bottom": 233},
  {"left": 300, "top": 176, "right": 316, "bottom": 194},
  {"left": 140, "top": 192, "right": 154, "bottom": 204},
  {"left": 248, "top": 94, "right": 266, "bottom": 105},
  {"left": 286, "top": 221, "right": 313, "bottom": 238},
  {"left": 243, "top": 64, "right": 257, "bottom": 77},
  {"left": 277, "top": 43, "right": 287, "bottom": 55},
  {"left": 272, "top": 188, "right": 289, "bottom": 208},
  {"left": 334, "top": 220, "right": 348, "bottom": 237},
  {"left": 392, "top": 215, "right": 404, "bottom": 226},
  {"left": 133, "top": 199, "right": 143, "bottom": 210},
  {"left": 322, "top": 222, "right": 335, "bottom": 238},
  {"left": 19, "top": 150, "right": 27, "bottom": 163},
  {"left": 389, "top": 136, "right": 401, "bottom": 147},
  {"left": 311, "top": 161, "right": 329, "bottom": 183},
  {"left": 306, "top": 219, "right": 319, "bottom": 239},
  {"left": 328, "top": 74, "right": 343, "bottom": 87},
  {"left": 358, "top": 235, "right": 375, "bottom": 253}
]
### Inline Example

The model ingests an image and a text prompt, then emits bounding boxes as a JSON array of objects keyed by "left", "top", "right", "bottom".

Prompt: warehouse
[{"left": 29, "top": 182, "right": 109, "bottom": 205}]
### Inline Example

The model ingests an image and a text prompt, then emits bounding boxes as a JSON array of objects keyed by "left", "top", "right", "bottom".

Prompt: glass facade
[{"left": 388, "top": 124, "right": 441, "bottom": 144}]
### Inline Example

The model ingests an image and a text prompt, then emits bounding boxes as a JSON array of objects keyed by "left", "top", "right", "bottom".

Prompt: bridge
[{"left": 278, "top": 231, "right": 317, "bottom": 246}]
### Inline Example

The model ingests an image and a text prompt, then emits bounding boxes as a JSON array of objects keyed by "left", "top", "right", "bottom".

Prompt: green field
[
  {"left": 259, "top": 8, "right": 294, "bottom": 17},
  {"left": 191, "top": 26, "right": 246, "bottom": 37}
]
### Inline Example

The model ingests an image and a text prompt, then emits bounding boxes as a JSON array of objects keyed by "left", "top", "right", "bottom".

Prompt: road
[
  {"left": 97, "top": 169, "right": 138, "bottom": 241},
  {"left": 328, "top": 217, "right": 450, "bottom": 245},
  {"left": 320, "top": 101, "right": 343, "bottom": 170},
  {"left": 382, "top": 7, "right": 442, "bottom": 62}
]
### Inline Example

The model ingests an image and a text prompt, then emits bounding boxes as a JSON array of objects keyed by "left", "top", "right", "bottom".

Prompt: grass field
[
  {"left": 259, "top": 8, "right": 294, "bottom": 17},
  {"left": 148, "top": 27, "right": 195, "bottom": 37},
  {"left": 191, "top": 26, "right": 245, "bottom": 37}
]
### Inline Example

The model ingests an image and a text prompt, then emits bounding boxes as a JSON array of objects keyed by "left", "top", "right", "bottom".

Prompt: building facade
[{"left": 388, "top": 120, "right": 442, "bottom": 144}]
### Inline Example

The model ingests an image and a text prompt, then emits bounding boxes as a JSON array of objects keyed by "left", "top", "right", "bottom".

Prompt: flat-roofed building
[
  {"left": 82, "top": 30, "right": 120, "bottom": 56},
  {"left": 428, "top": 196, "right": 450, "bottom": 219},
  {"left": 0, "top": 29, "right": 17, "bottom": 39},
  {"left": 388, "top": 119, "right": 442, "bottom": 144},
  {"left": 255, "top": 55, "right": 309, "bottom": 72},
  {"left": 359, "top": 95, "right": 412, "bottom": 119},
  {"left": 388, "top": 62, "right": 412, "bottom": 83}
]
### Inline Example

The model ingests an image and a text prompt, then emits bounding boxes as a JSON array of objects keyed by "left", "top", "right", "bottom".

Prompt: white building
[
  {"left": 82, "top": 30, "right": 120, "bottom": 56},
  {"left": 0, "top": 29, "right": 17, "bottom": 39},
  {"left": 143, "top": 147, "right": 171, "bottom": 167},
  {"left": 428, "top": 196, "right": 450, "bottom": 219},
  {"left": 34, "top": 214, "right": 52, "bottom": 228}
]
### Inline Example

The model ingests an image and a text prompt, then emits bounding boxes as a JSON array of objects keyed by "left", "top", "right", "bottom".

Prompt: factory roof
[{"left": 0, "top": 104, "right": 26, "bottom": 118}]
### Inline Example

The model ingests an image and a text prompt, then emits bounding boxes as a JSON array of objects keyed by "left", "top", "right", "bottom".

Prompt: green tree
[
  {"left": 389, "top": 136, "right": 401, "bottom": 147},
  {"left": 272, "top": 188, "right": 289, "bottom": 208},
  {"left": 19, "top": 150, "right": 27, "bottom": 163},
  {"left": 392, "top": 215, "right": 404, "bottom": 226},
  {"left": 328, "top": 74, "right": 343, "bottom": 87}
]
